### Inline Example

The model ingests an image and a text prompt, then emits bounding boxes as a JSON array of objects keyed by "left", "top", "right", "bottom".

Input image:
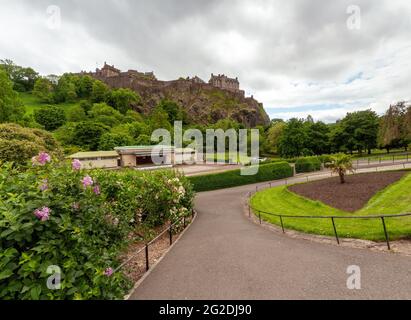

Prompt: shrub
[
  {"left": 295, "top": 157, "right": 322, "bottom": 173},
  {"left": 98, "top": 132, "right": 133, "bottom": 151},
  {"left": 72, "top": 122, "right": 110, "bottom": 151},
  {"left": 34, "top": 106, "right": 67, "bottom": 131},
  {"left": 0, "top": 155, "right": 194, "bottom": 300},
  {"left": 0, "top": 123, "right": 62, "bottom": 165},
  {"left": 188, "top": 162, "right": 293, "bottom": 192}
]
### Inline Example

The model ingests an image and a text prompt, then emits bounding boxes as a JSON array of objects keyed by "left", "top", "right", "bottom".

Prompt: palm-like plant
[{"left": 329, "top": 153, "right": 354, "bottom": 184}]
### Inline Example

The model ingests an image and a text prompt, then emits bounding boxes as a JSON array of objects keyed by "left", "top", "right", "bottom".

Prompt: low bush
[
  {"left": 189, "top": 162, "right": 293, "bottom": 192},
  {"left": 295, "top": 157, "right": 322, "bottom": 173},
  {"left": 0, "top": 154, "right": 194, "bottom": 300},
  {"left": 0, "top": 123, "right": 62, "bottom": 165}
]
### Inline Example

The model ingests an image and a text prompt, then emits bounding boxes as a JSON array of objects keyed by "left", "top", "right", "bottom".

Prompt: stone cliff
[{"left": 85, "top": 65, "right": 270, "bottom": 127}]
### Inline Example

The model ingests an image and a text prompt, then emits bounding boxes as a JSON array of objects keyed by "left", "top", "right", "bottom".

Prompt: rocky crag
[{"left": 79, "top": 63, "right": 270, "bottom": 127}]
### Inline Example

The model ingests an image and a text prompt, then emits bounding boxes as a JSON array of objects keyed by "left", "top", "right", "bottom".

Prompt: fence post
[
  {"left": 381, "top": 217, "right": 390, "bottom": 250},
  {"left": 183, "top": 216, "right": 186, "bottom": 228},
  {"left": 145, "top": 245, "right": 149, "bottom": 271},
  {"left": 280, "top": 216, "right": 285, "bottom": 233},
  {"left": 169, "top": 223, "right": 173, "bottom": 245},
  {"left": 331, "top": 218, "right": 340, "bottom": 245}
]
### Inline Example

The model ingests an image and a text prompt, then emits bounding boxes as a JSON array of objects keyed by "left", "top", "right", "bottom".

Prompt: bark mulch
[{"left": 288, "top": 171, "right": 407, "bottom": 212}]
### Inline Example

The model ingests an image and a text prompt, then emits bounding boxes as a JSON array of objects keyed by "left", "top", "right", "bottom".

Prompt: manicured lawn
[
  {"left": 19, "top": 92, "right": 79, "bottom": 115},
  {"left": 250, "top": 171, "right": 411, "bottom": 241}
]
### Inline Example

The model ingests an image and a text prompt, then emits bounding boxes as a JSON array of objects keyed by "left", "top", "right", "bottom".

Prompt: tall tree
[
  {"left": 378, "top": 102, "right": 410, "bottom": 152},
  {"left": 0, "top": 69, "right": 24, "bottom": 123},
  {"left": 331, "top": 110, "right": 379, "bottom": 154},
  {"left": 277, "top": 118, "right": 308, "bottom": 158}
]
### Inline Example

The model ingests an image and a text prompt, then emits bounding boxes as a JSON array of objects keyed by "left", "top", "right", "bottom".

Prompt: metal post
[
  {"left": 280, "top": 216, "right": 285, "bottom": 233},
  {"left": 169, "top": 224, "right": 173, "bottom": 245},
  {"left": 259, "top": 211, "right": 262, "bottom": 224},
  {"left": 183, "top": 216, "right": 186, "bottom": 228},
  {"left": 381, "top": 217, "right": 390, "bottom": 250},
  {"left": 145, "top": 245, "right": 149, "bottom": 271},
  {"left": 331, "top": 218, "right": 340, "bottom": 245}
]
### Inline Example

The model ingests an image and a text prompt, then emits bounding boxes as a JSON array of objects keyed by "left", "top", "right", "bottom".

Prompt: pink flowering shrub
[{"left": 0, "top": 154, "right": 194, "bottom": 300}]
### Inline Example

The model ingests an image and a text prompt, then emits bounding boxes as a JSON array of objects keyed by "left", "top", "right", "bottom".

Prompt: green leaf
[
  {"left": 30, "top": 286, "right": 42, "bottom": 300},
  {"left": 0, "top": 269, "right": 13, "bottom": 280}
]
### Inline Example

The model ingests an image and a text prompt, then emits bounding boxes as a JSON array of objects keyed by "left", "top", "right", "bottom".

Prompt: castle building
[
  {"left": 95, "top": 62, "right": 121, "bottom": 78},
  {"left": 209, "top": 74, "right": 240, "bottom": 93}
]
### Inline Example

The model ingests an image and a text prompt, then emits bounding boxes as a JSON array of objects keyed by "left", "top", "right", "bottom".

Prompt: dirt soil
[{"left": 288, "top": 171, "right": 407, "bottom": 212}]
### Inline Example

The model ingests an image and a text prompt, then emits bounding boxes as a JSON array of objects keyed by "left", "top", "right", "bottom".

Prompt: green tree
[
  {"left": 72, "top": 122, "right": 110, "bottom": 151},
  {"left": 378, "top": 102, "right": 410, "bottom": 152},
  {"left": 91, "top": 80, "right": 109, "bottom": 103},
  {"left": 107, "top": 88, "right": 141, "bottom": 114},
  {"left": 99, "top": 132, "right": 133, "bottom": 150},
  {"left": 266, "top": 121, "right": 286, "bottom": 154},
  {"left": 149, "top": 107, "right": 171, "bottom": 132},
  {"left": 0, "top": 69, "right": 24, "bottom": 123},
  {"left": 306, "top": 121, "right": 330, "bottom": 155},
  {"left": 34, "top": 106, "right": 66, "bottom": 131},
  {"left": 331, "top": 110, "right": 379, "bottom": 154},
  {"left": 156, "top": 99, "right": 188, "bottom": 124},
  {"left": 33, "top": 77, "right": 54, "bottom": 103},
  {"left": 277, "top": 118, "right": 308, "bottom": 158},
  {"left": 54, "top": 74, "right": 77, "bottom": 103},
  {"left": 67, "top": 105, "right": 87, "bottom": 122},
  {"left": 77, "top": 75, "right": 94, "bottom": 98},
  {"left": 89, "top": 103, "right": 124, "bottom": 127},
  {"left": 0, "top": 59, "right": 39, "bottom": 91}
]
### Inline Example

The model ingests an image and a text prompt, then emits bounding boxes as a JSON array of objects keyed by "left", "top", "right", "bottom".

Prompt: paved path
[{"left": 130, "top": 164, "right": 411, "bottom": 300}]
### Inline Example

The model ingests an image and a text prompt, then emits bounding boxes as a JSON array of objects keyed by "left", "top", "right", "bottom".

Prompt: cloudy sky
[{"left": 1, "top": 0, "right": 410, "bottom": 122}]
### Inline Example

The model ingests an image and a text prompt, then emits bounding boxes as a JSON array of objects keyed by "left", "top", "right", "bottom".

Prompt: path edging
[{"left": 124, "top": 210, "right": 198, "bottom": 300}]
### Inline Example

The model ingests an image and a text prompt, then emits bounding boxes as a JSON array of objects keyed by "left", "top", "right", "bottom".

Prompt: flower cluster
[
  {"left": 32, "top": 152, "right": 51, "bottom": 166},
  {"left": 33, "top": 207, "right": 51, "bottom": 221},
  {"left": 72, "top": 159, "right": 82, "bottom": 170}
]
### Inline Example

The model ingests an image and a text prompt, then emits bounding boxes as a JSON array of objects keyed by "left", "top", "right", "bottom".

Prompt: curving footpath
[{"left": 129, "top": 165, "right": 411, "bottom": 300}]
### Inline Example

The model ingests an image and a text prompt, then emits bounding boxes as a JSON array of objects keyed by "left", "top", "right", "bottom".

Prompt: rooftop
[{"left": 68, "top": 151, "right": 119, "bottom": 159}]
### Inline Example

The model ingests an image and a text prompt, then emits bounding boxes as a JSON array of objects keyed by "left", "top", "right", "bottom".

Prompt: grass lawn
[
  {"left": 19, "top": 92, "right": 79, "bottom": 116},
  {"left": 250, "top": 171, "right": 411, "bottom": 241}
]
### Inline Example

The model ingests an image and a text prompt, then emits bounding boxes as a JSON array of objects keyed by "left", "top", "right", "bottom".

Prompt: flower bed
[{"left": 0, "top": 153, "right": 194, "bottom": 300}]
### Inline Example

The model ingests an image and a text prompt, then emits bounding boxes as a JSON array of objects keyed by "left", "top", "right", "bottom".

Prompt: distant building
[
  {"left": 68, "top": 146, "right": 198, "bottom": 170},
  {"left": 67, "top": 151, "right": 120, "bottom": 169},
  {"left": 209, "top": 74, "right": 241, "bottom": 93},
  {"left": 96, "top": 62, "right": 121, "bottom": 78},
  {"left": 188, "top": 76, "right": 206, "bottom": 84}
]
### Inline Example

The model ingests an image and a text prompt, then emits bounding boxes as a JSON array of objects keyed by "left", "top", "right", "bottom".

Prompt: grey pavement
[{"left": 129, "top": 164, "right": 411, "bottom": 300}]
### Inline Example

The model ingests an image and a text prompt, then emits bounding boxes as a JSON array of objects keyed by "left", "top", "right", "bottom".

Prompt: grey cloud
[{"left": 1, "top": 0, "right": 411, "bottom": 122}]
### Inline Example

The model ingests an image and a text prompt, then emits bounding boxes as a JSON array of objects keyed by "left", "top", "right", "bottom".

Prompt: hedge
[
  {"left": 188, "top": 162, "right": 294, "bottom": 192},
  {"left": 295, "top": 157, "right": 322, "bottom": 173}
]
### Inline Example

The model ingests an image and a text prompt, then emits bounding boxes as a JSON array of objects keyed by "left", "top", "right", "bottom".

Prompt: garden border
[
  {"left": 124, "top": 210, "right": 198, "bottom": 300},
  {"left": 247, "top": 167, "right": 411, "bottom": 251}
]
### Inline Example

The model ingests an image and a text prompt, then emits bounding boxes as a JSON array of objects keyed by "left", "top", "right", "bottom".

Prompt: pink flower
[
  {"left": 93, "top": 185, "right": 101, "bottom": 195},
  {"left": 82, "top": 175, "right": 94, "bottom": 188},
  {"left": 38, "top": 152, "right": 51, "bottom": 165},
  {"left": 104, "top": 267, "right": 114, "bottom": 277},
  {"left": 34, "top": 207, "right": 51, "bottom": 221},
  {"left": 39, "top": 179, "right": 49, "bottom": 192},
  {"left": 72, "top": 159, "right": 82, "bottom": 170},
  {"left": 32, "top": 152, "right": 51, "bottom": 166}
]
